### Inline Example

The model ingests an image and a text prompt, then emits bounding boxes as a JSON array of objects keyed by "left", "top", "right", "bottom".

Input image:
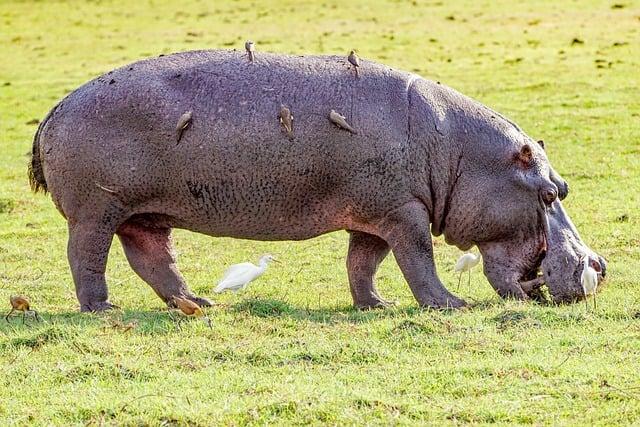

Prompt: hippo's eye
[{"left": 541, "top": 187, "right": 557, "bottom": 205}]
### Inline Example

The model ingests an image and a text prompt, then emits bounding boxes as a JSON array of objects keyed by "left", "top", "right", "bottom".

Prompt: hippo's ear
[
  {"left": 537, "top": 139, "right": 545, "bottom": 150},
  {"left": 514, "top": 144, "right": 533, "bottom": 167}
]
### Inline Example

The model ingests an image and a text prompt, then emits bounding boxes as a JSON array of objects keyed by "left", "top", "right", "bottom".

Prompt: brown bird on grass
[
  {"left": 6, "top": 295, "right": 41, "bottom": 324},
  {"left": 279, "top": 105, "right": 293, "bottom": 138},
  {"left": 176, "top": 110, "right": 192, "bottom": 143},
  {"left": 348, "top": 50, "right": 360, "bottom": 77},
  {"left": 171, "top": 296, "right": 212, "bottom": 329},
  {"left": 173, "top": 296, "right": 204, "bottom": 317}
]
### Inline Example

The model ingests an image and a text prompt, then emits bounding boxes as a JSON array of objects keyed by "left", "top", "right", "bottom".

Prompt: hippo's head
[{"left": 439, "top": 117, "right": 606, "bottom": 303}]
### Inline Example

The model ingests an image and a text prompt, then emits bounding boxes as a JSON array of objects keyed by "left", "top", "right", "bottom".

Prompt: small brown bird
[
  {"left": 348, "top": 50, "right": 360, "bottom": 77},
  {"left": 172, "top": 296, "right": 203, "bottom": 317},
  {"left": 6, "top": 295, "right": 41, "bottom": 324},
  {"left": 176, "top": 111, "right": 192, "bottom": 143},
  {"left": 171, "top": 296, "right": 212, "bottom": 329},
  {"left": 329, "top": 110, "right": 357, "bottom": 134},
  {"left": 245, "top": 40, "right": 255, "bottom": 62},
  {"left": 279, "top": 105, "right": 293, "bottom": 138}
]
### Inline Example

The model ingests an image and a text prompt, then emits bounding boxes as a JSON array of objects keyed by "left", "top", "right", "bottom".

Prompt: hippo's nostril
[{"left": 558, "top": 182, "right": 569, "bottom": 200}]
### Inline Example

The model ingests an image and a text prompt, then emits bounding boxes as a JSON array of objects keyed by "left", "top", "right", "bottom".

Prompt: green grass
[{"left": 1, "top": 0, "right": 640, "bottom": 424}]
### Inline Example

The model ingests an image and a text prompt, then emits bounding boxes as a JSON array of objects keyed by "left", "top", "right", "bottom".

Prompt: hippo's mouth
[
  {"left": 518, "top": 251, "right": 547, "bottom": 297},
  {"left": 517, "top": 214, "right": 549, "bottom": 297}
]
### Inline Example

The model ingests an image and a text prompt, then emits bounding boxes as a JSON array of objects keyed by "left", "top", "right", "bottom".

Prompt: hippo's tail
[{"left": 28, "top": 109, "right": 54, "bottom": 194}]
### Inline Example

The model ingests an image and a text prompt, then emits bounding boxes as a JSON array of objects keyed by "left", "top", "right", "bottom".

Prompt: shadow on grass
[
  {"left": 0, "top": 309, "right": 181, "bottom": 343},
  {"left": 0, "top": 293, "right": 579, "bottom": 340},
  {"left": 229, "top": 296, "right": 488, "bottom": 324}
]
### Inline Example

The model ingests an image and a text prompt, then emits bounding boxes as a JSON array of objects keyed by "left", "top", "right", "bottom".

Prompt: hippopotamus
[{"left": 29, "top": 49, "right": 606, "bottom": 312}]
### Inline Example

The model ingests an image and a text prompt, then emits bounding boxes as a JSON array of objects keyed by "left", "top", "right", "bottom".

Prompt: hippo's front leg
[{"left": 378, "top": 201, "right": 466, "bottom": 309}]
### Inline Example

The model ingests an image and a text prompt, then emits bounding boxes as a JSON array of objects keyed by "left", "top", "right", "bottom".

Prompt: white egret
[
  {"left": 454, "top": 253, "right": 482, "bottom": 290},
  {"left": 580, "top": 255, "right": 598, "bottom": 311},
  {"left": 214, "top": 254, "right": 277, "bottom": 293}
]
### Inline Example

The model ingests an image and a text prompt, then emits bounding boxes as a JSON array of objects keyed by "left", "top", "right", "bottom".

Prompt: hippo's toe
[
  {"left": 81, "top": 301, "right": 119, "bottom": 313},
  {"left": 355, "top": 297, "right": 397, "bottom": 311},
  {"left": 167, "top": 294, "right": 213, "bottom": 308}
]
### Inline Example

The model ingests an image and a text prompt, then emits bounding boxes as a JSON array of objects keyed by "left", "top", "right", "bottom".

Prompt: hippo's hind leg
[
  {"left": 67, "top": 205, "right": 124, "bottom": 312},
  {"left": 116, "top": 221, "right": 212, "bottom": 308},
  {"left": 347, "top": 231, "right": 393, "bottom": 309},
  {"left": 379, "top": 201, "right": 466, "bottom": 309}
]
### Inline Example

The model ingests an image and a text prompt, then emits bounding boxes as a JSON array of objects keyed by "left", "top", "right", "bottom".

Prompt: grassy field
[{"left": 1, "top": 0, "right": 640, "bottom": 424}]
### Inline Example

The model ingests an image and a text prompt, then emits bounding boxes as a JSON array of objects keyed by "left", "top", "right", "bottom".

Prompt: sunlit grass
[{"left": 1, "top": 0, "right": 639, "bottom": 424}]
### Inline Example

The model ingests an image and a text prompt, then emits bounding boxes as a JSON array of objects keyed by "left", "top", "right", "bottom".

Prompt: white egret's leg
[{"left": 584, "top": 290, "right": 588, "bottom": 312}]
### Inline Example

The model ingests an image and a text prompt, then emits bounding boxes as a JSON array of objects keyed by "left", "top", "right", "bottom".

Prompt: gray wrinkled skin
[{"left": 29, "top": 50, "right": 605, "bottom": 312}]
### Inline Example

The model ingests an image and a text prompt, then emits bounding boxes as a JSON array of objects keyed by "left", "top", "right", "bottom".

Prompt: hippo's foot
[
  {"left": 167, "top": 294, "right": 213, "bottom": 308},
  {"left": 420, "top": 293, "right": 467, "bottom": 310},
  {"left": 80, "top": 301, "right": 119, "bottom": 313},
  {"left": 189, "top": 295, "right": 213, "bottom": 307},
  {"left": 354, "top": 294, "right": 396, "bottom": 310}
]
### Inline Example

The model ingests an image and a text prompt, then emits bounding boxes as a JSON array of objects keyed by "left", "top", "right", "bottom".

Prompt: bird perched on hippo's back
[
  {"left": 175, "top": 110, "right": 192, "bottom": 143},
  {"left": 329, "top": 110, "right": 357, "bottom": 134},
  {"left": 279, "top": 105, "right": 293, "bottom": 138},
  {"left": 245, "top": 40, "right": 255, "bottom": 62},
  {"left": 348, "top": 50, "right": 360, "bottom": 77}
]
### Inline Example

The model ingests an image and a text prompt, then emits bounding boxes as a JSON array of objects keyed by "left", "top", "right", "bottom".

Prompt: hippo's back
[{"left": 38, "top": 50, "right": 420, "bottom": 238}]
